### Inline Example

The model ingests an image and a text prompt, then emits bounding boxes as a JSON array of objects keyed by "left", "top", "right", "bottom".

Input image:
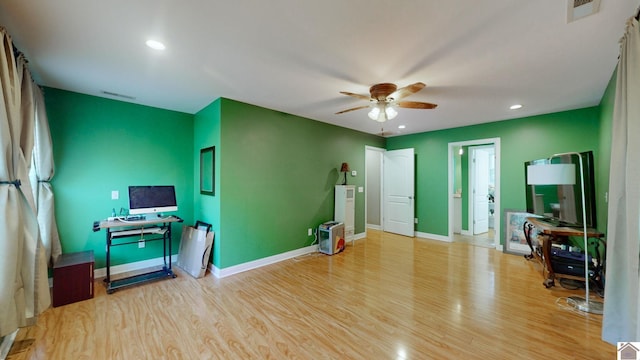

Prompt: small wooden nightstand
[{"left": 53, "top": 250, "right": 94, "bottom": 307}]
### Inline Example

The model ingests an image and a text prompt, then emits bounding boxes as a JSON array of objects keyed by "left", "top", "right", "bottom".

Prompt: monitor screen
[
  {"left": 524, "top": 151, "right": 596, "bottom": 228},
  {"left": 128, "top": 185, "right": 178, "bottom": 215}
]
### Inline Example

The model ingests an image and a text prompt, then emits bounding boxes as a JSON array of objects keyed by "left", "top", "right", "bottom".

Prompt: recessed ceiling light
[
  {"left": 398, "top": 125, "right": 406, "bottom": 129},
  {"left": 145, "top": 39, "right": 166, "bottom": 50},
  {"left": 510, "top": 104, "right": 523, "bottom": 110}
]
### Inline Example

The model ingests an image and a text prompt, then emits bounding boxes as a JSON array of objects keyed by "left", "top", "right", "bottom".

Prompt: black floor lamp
[{"left": 526, "top": 152, "right": 603, "bottom": 314}]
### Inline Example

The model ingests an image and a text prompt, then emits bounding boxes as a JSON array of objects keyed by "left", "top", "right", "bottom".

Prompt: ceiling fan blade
[
  {"left": 339, "top": 91, "right": 371, "bottom": 101},
  {"left": 386, "top": 82, "right": 426, "bottom": 101},
  {"left": 335, "top": 105, "right": 370, "bottom": 115},
  {"left": 397, "top": 101, "right": 437, "bottom": 109}
]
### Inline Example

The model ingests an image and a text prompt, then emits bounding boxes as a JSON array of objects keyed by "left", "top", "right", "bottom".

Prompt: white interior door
[
  {"left": 383, "top": 148, "right": 415, "bottom": 236},
  {"left": 472, "top": 147, "right": 489, "bottom": 234}
]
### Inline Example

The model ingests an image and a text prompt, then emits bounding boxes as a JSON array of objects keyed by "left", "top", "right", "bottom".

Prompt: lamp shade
[
  {"left": 527, "top": 163, "right": 576, "bottom": 185},
  {"left": 340, "top": 162, "right": 350, "bottom": 172},
  {"left": 368, "top": 104, "right": 398, "bottom": 122}
]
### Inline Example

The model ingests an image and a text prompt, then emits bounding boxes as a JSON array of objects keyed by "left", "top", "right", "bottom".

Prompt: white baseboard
[
  {"left": 366, "top": 224, "right": 382, "bottom": 230},
  {"left": 0, "top": 330, "right": 17, "bottom": 360},
  {"left": 209, "top": 245, "right": 319, "bottom": 278},
  {"left": 461, "top": 230, "right": 472, "bottom": 236},
  {"left": 94, "top": 255, "right": 178, "bottom": 279},
  {"left": 415, "top": 231, "right": 451, "bottom": 242},
  {"left": 352, "top": 232, "right": 366, "bottom": 242}
]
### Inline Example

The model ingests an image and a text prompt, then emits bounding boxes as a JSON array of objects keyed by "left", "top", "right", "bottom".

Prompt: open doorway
[
  {"left": 365, "top": 146, "right": 384, "bottom": 231},
  {"left": 448, "top": 138, "right": 500, "bottom": 249},
  {"left": 365, "top": 146, "right": 415, "bottom": 237}
]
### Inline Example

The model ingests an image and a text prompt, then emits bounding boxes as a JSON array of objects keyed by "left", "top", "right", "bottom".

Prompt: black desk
[{"left": 94, "top": 216, "right": 182, "bottom": 294}]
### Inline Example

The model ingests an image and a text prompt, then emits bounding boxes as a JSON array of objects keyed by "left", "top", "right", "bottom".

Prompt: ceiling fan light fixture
[
  {"left": 368, "top": 106, "right": 381, "bottom": 120},
  {"left": 385, "top": 105, "right": 398, "bottom": 120},
  {"left": 368, "top": 104, "right": 397, "bottom": 122}
]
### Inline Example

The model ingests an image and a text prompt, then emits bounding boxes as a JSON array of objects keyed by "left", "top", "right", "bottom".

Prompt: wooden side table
[
  {"left": 53, "top": 250, "right": 94, "bottom": 307},
  {"left": 526, "top": 217, "right": 605, "bottom": 288}
]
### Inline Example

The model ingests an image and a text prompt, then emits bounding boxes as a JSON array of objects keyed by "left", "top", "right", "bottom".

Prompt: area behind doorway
[{"left": 449, "top": 138, "right": 500, "bottom": 249}]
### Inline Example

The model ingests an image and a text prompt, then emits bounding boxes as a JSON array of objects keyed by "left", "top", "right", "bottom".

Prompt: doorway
[
  {"left": 448, "top": 138, "right": 500, "bottom": 249},
  {"left": 365, "top": 146, "right": 415, "bottom": 237},
  {"left": 365, "top": 146, "right": 384, "bottom": 230}
]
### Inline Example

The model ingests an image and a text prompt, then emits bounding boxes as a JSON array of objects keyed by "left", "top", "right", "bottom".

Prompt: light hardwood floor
[{"left": 7, "top": 230, "right": 614, "bottom": 359}]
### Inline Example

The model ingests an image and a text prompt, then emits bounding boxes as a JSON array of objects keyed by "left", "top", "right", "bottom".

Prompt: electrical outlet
[
  {"left": 308, "top": 228, "right": 312, "bottom": 236},
  {"left": 138, "top": 240, "right": 145, "bottom": 248},
  {"left": 414, "top": 218, "right": 418, "bottom": 224}
]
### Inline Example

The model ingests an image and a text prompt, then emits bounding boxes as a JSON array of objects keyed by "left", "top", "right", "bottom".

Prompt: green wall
[
  {"left": 45, "top": 79, "right": 616, "bottom": 271},
  {"left": 386, "top": 107, "right": 601, "bottom": 243},
  {"left": 596, "top": 69, "right": 617, "bottom": 234},
  {"left": 45, "top": 88, "right": 194, "bottom": 268},
  {"left": 213, "top": 99, "right": 385, "bottom": 269},
  {"left": 193, "top": 99, "right": 222, "bottom": 266}
]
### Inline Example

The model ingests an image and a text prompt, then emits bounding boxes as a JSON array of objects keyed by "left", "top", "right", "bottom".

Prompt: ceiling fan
[{"left": 336, "top": 82, "right": 437, "bottom": 122}]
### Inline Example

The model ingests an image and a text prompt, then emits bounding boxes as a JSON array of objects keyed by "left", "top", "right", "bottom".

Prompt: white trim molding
[
  {"left": 209, "top": 245, "right": 319, "bottom": 278},
  {"left": 416, "top": 231, "right": 451, "bottom": 242},
  {"left": 0, "top": 330, "right": 18, "bottom": 360}
]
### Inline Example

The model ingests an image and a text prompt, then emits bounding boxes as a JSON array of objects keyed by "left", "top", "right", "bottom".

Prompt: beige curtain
[
  {"left": 602, "top": 16, "right": 640, "bottom": 344},
  {"left": 32, "top": 85, "right": 62, "bottom": 264},
  {"left": 0, "top": 27, "right": 50, "bottom": 338}
]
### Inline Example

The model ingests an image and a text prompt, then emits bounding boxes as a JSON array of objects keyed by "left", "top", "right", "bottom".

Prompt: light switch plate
[
  {"left": 358, "top": 186, "right": 364, "bottom": 193},
  {"left": 111, "top": 190, "right": 119, "bottom": 200},
  {"left": 351, "top": 170, "right": 357, "bottom": 176}
]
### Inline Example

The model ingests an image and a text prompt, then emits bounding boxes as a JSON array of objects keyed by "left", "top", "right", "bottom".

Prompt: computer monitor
[{"left": 128, "top": 185, "right": 178, "bottom": 215}]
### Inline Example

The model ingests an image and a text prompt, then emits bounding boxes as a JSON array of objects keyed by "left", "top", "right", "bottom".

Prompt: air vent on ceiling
[
  {"left": 567, "top": 0, "right": 600, "bottom": 23},
  {"left": 101, "top": 90, "right": 136, "bottom": 100}
]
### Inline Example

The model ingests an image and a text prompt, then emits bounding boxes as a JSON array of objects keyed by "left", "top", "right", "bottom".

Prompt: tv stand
[
  {"left": 525, "top": 217, "right": 605, "bottom": 289},
  {"left": 94, "top": 216, "right": 183, "bottom": 294}
]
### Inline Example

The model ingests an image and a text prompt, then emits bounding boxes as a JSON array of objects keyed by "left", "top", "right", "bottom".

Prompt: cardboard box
[{"left": 176, "top": 225, "right": 214, "bottom": 278}]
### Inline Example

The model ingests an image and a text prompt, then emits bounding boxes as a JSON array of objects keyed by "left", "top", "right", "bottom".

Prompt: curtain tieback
[{"left": 0, "top": 179, "right": 22, "bottom": 187}]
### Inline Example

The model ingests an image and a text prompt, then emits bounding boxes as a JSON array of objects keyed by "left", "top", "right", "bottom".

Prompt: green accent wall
[
  {"left": 45, "top": 75, "right": 617, "bottom": 271},
  {"left": 596, "top": 69, "right": 617, "bottom": 234},
  {"left": 386, "top": 107, "right": 601, "bottom": 243},
  {"left": 193, "top": 99, "right": 222, "bottom": 266},
  {"left": 45, "top": 88, "right": 194, "bottom": 268},
  {"left": 205, "top": 99, "right": 385, "bottom": 269}
]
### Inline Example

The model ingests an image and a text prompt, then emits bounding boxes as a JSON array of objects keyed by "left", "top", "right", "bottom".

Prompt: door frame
[
  {"left": 365, "top": 145, "right": 385, "bottom": 233},
  {"left": 448, "top": 138, "right": 501, "bottom": 249},
  {"left": 469, "top": 145, "right": 493, "bottom": 235}
]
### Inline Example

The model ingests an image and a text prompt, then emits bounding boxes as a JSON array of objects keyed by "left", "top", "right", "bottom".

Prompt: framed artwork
[
  {"left": 502, "top": 209, "right": 540, "bottom": 256},
  {"left": 200, "top": 146, "right": 215, "bottom": 196}
]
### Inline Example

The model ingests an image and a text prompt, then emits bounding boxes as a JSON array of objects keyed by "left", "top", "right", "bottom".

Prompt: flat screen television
[
  {"left": 524, "top": 151, "right": 596, "bottom": 228},
  {"left": 128, "top": 185, "right": 178, "bottom": 215}
]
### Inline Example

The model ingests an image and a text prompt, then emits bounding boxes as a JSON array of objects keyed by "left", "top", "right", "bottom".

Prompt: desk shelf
[
  {"left": 525, "top": 217, "right": 605, "bottom": 289},
  {"left": 94, "top": 217, "right": 182, "bottom": 294}
]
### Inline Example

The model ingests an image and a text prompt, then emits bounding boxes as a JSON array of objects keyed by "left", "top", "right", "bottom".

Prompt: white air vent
[
  {"left": 567, "top": 0, "right": 600, "bottom": 23},
  {"left": 101, "top": 90, "right": 136, "bottom": 100}
]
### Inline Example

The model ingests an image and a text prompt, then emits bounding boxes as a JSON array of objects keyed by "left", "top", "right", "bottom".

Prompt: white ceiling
[{"left": 0, "top": 0, "right": 638, "bottom": 136}]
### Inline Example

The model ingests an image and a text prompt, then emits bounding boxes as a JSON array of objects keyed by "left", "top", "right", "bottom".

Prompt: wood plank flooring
[{"left": 7, "top": 230, "right": 614, "bottom": 359}]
